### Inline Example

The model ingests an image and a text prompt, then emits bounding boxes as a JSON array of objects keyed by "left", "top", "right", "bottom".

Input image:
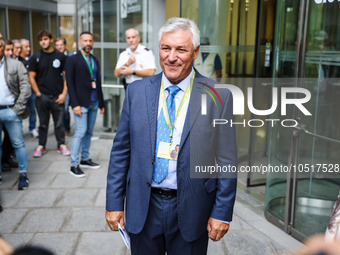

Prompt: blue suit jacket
[
  {"left": 106, "top": 70, "right": 237, "bottom": 242},
  {"left": 65, "top": 51, "right": 104, "bottom": 109}
]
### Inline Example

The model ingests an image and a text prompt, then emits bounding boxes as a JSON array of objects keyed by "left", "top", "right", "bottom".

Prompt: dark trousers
[
  {"left": 129, "top": 193, "right": 209, "bottom": 255},
  {"left": 1, "top": 127, "right": 14, "bottom": 164},
  {"left": 36, "top": 93, "right": 65, "bottom": 147}
]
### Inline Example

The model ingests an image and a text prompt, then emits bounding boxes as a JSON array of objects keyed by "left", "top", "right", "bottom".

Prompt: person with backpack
[{"left": 28, "top": 30, "right": 70, "bottom": 158}]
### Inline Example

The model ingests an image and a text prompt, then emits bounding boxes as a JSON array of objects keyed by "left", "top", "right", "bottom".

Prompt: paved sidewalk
[{"left": 0, "top": 121, "right": 302, "bottom": 255}]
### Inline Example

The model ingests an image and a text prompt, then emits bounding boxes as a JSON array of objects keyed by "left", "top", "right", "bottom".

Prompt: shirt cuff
[{"left": 211, "top": 218, "right": 230, "bottom": 225}]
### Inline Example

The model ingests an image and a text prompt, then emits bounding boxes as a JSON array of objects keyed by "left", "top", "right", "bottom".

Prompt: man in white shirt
[{"left": 114, "top": 28, "right": 156, "bottom": 88}]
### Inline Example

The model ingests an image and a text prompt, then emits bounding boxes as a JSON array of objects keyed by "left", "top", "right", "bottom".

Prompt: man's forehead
[
  {"left": 126, "top": 29, "right": 138, "bottom": 37},
  {"left": 81, "top": 34, "right": 93, "bottom": 40}
]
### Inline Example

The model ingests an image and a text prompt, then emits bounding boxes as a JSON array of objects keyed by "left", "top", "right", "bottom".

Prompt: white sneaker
[{"left": 31, "top": 129, "right": 39, "bottom": 138}]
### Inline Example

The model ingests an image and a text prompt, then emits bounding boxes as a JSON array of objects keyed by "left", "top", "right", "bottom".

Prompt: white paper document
[{"left": 118, "top": 223, "right": 130, "bottom": 249}]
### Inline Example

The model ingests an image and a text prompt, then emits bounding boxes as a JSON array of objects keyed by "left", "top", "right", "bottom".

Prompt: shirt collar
[
  {"left": 162, "top": 67, "right": 194, "bottom": 93},
  {"left": 127, "top": 44, "right": 142, "bottom": 55}
]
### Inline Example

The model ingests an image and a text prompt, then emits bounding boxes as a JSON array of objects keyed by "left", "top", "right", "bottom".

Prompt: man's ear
[{"left": 193, "top": 45, "right": 200, "bottom": 60}]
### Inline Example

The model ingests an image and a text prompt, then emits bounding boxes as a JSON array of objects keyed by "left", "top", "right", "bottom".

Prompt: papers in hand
[{"left": 118, "top": 223, "right": 130, "bottom": 249}]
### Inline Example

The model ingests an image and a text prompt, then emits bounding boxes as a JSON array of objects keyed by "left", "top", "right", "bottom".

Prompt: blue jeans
[
  {"left": 64, "top": 93, "right": 70, "bottom": 131},
  {"left": 70, "top": 101, "right": 98, "bottom": 167},
  {"left": 27, "top": 91, "right": 37, "bottom": 131},
  {"left": 0, "top": 108, "right": 28, "bottom": 173}
]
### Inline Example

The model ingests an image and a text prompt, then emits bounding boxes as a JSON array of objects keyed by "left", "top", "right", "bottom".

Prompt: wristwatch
[{"left": 132, "top": 71, "right": 136, "bottom": 75}]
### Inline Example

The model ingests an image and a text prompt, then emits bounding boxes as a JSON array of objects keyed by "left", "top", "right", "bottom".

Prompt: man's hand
[
  {"left": 126, "top": 55, "right": 136, "bottom": 66},
  {"left": 106, "top": 211, "right": 125, "bottom": 231},
  {"left": 207, "top": 218, "right": 230, "bottom": 242},
  {"left": 56, "top": 93, "right": 66, "bottom": 104},
  {"left": 73, "top": 106, "right": 82, "bottom": 117},
  {"left": 120, "top": 66, "right": 133, "bottom": 76},
  {"left": 99, "top": 107, "right": 105, "bottom": 114}
]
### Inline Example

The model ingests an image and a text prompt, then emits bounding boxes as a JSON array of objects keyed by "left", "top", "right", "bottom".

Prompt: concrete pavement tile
[
  {"left": 0, "top": 209, "right": 28, "bottom": 233},
  {"left": 86, "top": 172, "right": 107, "bottom": 188},
  {"left": 61, "top": 208, "right": 108, "bottom": 232},
  {"left": 46, "top": 161, "right": 71, "bottom": 174},
  {"left": 50, "top": 173, "right": 86, "bottom": 188},
  {"left": 234, "top": 201, "right": 264, "bottom": 222},
  {"left": 26, "top": 161, "right": 51, "bottom": 174},
  {"left": 31, "top": 232, "right": 79, "bottom": 255},
  {"left": 16, "top": 208, "right": 69, "bottom": 233},
  {"left": 1, "top": 233, "right": 34, "bottom": 248},
  {"left": 56, "top": 188, "right": 99, "bottom": 207},
  {"left": 0, "top": 172, "right": 19, "bottom": 189},
  {"left": 207, "top": 239, "right": 228, "bottom": 255},
  {"left": 246, "top": 218, "right": 302, "bottom": 251},
  {"left": 0, "top": 190, "right": 25, "bottom": 208},
  {"left": 238, "top": 218, "right": 255, "bottom": 230},
  {"left": 95, "top": 189, "right": 106, "bottom": 207},
  {"left": 223, "top": 230, "right": 276, "bottom": 255},
  {"left": 23, "top": 173, "right": 58, "bottom": 189},
  {"left": 229, "top": 215, "right": 242, "bottom": 231},
  {"left": 16, "top": 189, "right": 61, "bottom": 208},
  {"left": 75, "top": 232, "right": 127, "bottom": 255}
]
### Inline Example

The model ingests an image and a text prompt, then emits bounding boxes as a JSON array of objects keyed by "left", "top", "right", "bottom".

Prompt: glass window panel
[
  {"left": 103, "top": 48, "right": 117, "bottom": 84},
  {"left": 93, "top": 0, "right": 101, "bottom": 42},
  {"left": 8, "top": 10, "right": 29, "bottom": 41},
  {"left": 119, "top": 0, "right": 143, "bottom": 43},
  {"left": 0, "top": 8, "right": 7, "bottom": 39},
  {"left": 104, "top": 0, "right": 117, "bottom": 42},
  {"left": 59, "top": 16, "right": 75, "bottom": 52},
  {"left": 51, "top": 14, "right": 57, "bottom": 38}
]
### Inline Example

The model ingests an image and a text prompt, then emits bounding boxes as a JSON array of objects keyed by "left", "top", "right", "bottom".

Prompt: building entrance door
[{"left": 265, "top": 0, "right": 340, "bottom": 241}]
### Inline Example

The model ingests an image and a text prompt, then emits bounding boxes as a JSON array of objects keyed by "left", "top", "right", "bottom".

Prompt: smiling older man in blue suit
[{"left": 106, "top": 17, "right": 237, "bottom": 255}]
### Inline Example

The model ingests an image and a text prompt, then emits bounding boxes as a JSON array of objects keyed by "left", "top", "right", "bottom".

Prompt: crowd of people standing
[{"left": 0, "top": 30, "right": 105, "bottom": 191}]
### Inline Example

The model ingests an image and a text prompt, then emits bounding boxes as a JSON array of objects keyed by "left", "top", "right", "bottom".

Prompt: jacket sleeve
[
  {"left": 210, "top": 89, "right": 238, "bottom": 222},
  {"left": 65, "top": 56, "right": 79, "bottom": 108},
  {"left": 13, "top": 61, "right": 32, "bottom": 117},
  {"left": 106, "top": 85, "right": 131, "bottom": 211}
]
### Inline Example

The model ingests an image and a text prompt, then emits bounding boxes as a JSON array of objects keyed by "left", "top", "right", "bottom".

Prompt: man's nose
[{"left": 168, "top": 49, "right": 177, "bottom": 62}]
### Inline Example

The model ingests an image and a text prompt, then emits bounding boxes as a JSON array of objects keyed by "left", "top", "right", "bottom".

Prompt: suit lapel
[
  {"left": 180, "top": 74, "right": 203, "bottom": 147},
  {"left": 145, "top": 73, "right": 162, "bottom": 158},
  {"left": 78, "top": 51, "right": 92, "bottom": 77}
]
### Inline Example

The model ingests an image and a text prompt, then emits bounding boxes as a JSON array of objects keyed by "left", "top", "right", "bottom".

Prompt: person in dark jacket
[{"left": 65, "top": 31, "right": 105, "bottom": 177}]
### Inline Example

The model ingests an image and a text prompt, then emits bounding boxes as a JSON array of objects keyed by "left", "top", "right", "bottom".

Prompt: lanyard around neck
[
  {"left": 81, "top": 52, "right": 94, "bottom": 79},
  {"left": 160, "top": 71, "right": 195, "bottom": 140}
]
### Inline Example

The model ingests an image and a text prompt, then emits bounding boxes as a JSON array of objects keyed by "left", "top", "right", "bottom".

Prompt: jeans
[
  {"left": 27, "top": 91, "right": 37, "bottom": 131},
  {"left": 64, "top": 93, "right": 71, "bottom": 131},
  {"left": 70, "top": 101, "right": 98, "bottom": 167},
  {"left": 36, "top": 93, "right": 65, "bottom": 147},
  {"left": 0, "top": 108, "right": 27, "bottom": 173}
]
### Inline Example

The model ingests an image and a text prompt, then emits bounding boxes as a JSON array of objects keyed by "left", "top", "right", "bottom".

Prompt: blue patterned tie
[{"left": 153, "top": 85, "right": 181, "bottom": 184}]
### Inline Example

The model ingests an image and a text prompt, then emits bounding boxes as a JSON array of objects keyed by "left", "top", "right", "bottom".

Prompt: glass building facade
[{"left": 0, "top": 0, "right": 58, "bottom": 53}]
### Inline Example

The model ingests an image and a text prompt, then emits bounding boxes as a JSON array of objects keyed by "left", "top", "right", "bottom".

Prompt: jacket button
[{"left": 147, "top": 182, "right": 151, "bottom": 186}]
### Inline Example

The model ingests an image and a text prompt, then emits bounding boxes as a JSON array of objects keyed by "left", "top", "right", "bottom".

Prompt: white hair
[
  {"left": 158, "top": 17, "right": 200, "bottom": 50},
  {"left": 125, "top": 28, "right": 140, "bottom": 37},
  {"left": 20, "top": 39, "right": 30, "bottom": 45}
]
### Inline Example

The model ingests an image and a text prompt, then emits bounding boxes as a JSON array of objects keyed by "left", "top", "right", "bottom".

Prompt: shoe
[
  {"left": 33, "top": 145, "right": 46, "bottom": 158},
  {"left": 18, "top": 173, "right": 29, "bottom": 190},
  {"left": 80, "top": 159, "right": 100, "bottom": 169},
  {"left": 3, "top": 155, "right": 18, "bottom": 168},
  {"left": 0, "top": 174, "right": 2, "bottom": 184},
  {"left": 31, "top": 128, "right": 39, "bottom": 138},
  {"left": 58, "top": 144, "right": 71, "bottom": 156},
  {"left": 1, "top": 163, "right": 11, "bottom": 172},
  {"left": 69, "top": 166, "right": 85, "bottom": 178}
]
